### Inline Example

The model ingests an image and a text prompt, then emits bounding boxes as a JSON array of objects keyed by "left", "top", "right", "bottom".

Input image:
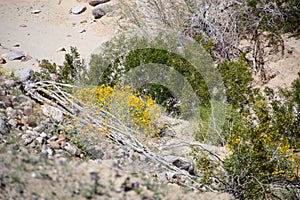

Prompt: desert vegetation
[{"left": 1, "top": 0, "right": 299, "bottom": 199}]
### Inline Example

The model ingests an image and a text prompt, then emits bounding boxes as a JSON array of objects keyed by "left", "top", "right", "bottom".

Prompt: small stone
[
  {"left": 62, "top": 142, "right": 79, "bottom": 156},
  {"left": 49, "top": 141, "right": 60, "bottom": 149},
  {"left": 8, "top": 119, "right": 18, "bottom": 127},
  {"left": 47, "top": 148, "right": 54, "bottom": 156},
  {"left": 21, "top": 134, "right": 31, "bottom": 139},
  {"left": 80, "top": 20, "right": 88, "bottom": 24},
  {"left": 40, "top": 132, "right": 48, "bottom": 139},
  {"left": 0, "top": 118, "right": 7, "bottom": 134},
  {"left": 48, "top": 135, "right": 58, "bottom": 142},
  {"left": 23, "top": 138, "right": 33, "bottom": 146},
  {"left": 5, "top": 107, "right": 16, "bottom": 118},
  {"left": 31, "top": 172, "right": 37, "bottom": 178},
  {"left": 0, "top": 57, "right": 6, "bottom": 64},
  {"left": 30, "top": 140, "right": 37, "bottom": 148},
  {"left": 71, "top": 5, "right": 86, "bottom": 15},
  {"left": 78, "top": 29, "right": 86, "bottom": 33},
  {"left": 36, "top": 137, "right": 45, "bottom": 145},
  {"left": 7, "top": 51, "right": 25, "bottom": 61},
  {"left": 31, "top": 131, "right": 39, "bottom": 137},
  {"left": 19, "top": 24, "right": 27, "bottom": 28},
  {"left": 31, "top": 9, "right": 41, "bottom": 14},
  {"left": 33, "top": 124, "right": 46, "bottom": 132},
  {"left": 25, "top": 130, "right": 34, "bottom": 135}
]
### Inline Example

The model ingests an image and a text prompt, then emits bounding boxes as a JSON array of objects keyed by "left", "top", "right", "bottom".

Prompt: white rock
[
  {"left": 62, "top": 142, "right": 79, "bottom": 156},
  {"left": 71, "top": 5, "right": 86, "bottom": 15},
  {"left": 7, "top": 51, "right": 25, "bottom": 61},
  {"left": 78, "top": 29, "right": 86, "bottom": 33},
  {"left": 31, "top": 9, "right": 41, "bottom": 14},
  {"left": 36, "top": 136, "right": 44, "bottom": 144}
]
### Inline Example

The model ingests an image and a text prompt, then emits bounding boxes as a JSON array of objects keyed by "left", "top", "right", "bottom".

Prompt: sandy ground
[{"left": 0, "top": 0, "right": 119, "bottom": 71}]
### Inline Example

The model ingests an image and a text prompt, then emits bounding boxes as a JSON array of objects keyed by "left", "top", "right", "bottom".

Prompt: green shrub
[
  {"left": 86, "top": 33, "right": 218, "bottom": 116},
  {"left": 218, "top": 53, "right": 253, "bottom": 108},
  {"left": 33, "top": 47, "right": 85, "bottom": 84}
]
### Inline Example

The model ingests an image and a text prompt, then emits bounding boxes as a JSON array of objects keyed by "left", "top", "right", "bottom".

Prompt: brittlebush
[{"left": 75, "top": 85, "right": 162, "bottom": 136}]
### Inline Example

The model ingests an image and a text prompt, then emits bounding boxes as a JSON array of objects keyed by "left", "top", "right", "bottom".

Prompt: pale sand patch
[{"left": 0, "top": 0, "right": 119, "bottom": 71}]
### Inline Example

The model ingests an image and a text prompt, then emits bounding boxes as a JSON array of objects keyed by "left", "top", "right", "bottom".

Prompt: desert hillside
[{"left": 1, "top": 0, "right": 299, "bottom": 199}]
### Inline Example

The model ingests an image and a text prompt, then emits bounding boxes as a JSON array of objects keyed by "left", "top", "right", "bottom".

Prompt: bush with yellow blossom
[{"left": 75, "top": 85, "right": 162, "bottom": 136}]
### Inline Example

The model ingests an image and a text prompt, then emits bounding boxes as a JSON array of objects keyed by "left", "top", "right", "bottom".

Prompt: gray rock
[
  {"left": 71, "top": 5, "right": 86, "bottom": 15},
  {"left": 5, "top": 107, "right": 16, "bottom": 118},
  {"left": 92, "top": 3, "right": 112, "bottom": 19},
  {"left": 165, "top": 156, "right": 195, "bottom": 175},
  {"left": 92, "top": 7, "right": 106, "bottom": 19},
  {"left": 33, "top": 124, "right": 46, "bottom": 132},
  {"left": 88, "top": 0, "right": 110, "bottom": 6},
  {"left": 30, "top": 140, "right": 37, "bottom": 148},
  {"left": 0, "top": 117, "right": 6, "bottom": 134},
  {"left": 8, "top": 118, "right": 17, "bottom": 127},
  {"left": 40, "top": 132, "right": 48, "bottom": 139},
  {"left": 14, "top": 68, "right": 34, "bottom": 82},
  {"left": 21, "top": 133, "right": 31, "bottom": 139},
  {"left": 7, "top": 51, "right": 25, "bottom": 61}
]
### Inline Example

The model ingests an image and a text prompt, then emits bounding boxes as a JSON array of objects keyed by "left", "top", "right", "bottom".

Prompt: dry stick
[{"left": 23, "top": 81, "right": 217, "bottom": 191}]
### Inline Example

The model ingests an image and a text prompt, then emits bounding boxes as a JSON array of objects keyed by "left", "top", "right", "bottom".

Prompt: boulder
[
  {"left": 71, "top": 5, "right": 87, "bottom": 15},
  {"left": 92, "top": 3, "right": 112, "bottom": 19},
  {"left": 88, "top": 0, "right": 110, "bottom": 7}
]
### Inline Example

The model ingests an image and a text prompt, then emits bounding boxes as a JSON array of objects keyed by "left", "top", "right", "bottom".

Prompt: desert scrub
[
  {"left": 75, "top": 85, "right": 162, "bottom": 136},
  {"left": 32, "top": 47, "right": 85, "bottom": 85},
  {"left": 86, "top": 32, "right": 220, "bottom": 116},
  {"left": 223, "top": 97, "right": 299, "bottom": 199}
]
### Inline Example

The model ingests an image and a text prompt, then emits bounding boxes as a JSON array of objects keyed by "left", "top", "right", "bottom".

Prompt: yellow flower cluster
[{"left": 75, "top": 85, "right": 162, "bottom": 136}]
